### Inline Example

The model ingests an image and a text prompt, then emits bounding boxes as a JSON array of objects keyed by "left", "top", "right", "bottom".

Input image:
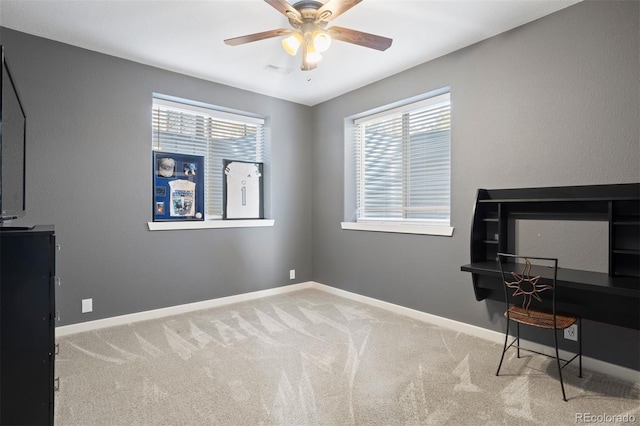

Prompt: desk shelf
[
  {"left": 463, "top": 183, "right": 640, "bottom": 329},
  {"left": 611, "top": 199, "right": 639, "bottom": 277}
]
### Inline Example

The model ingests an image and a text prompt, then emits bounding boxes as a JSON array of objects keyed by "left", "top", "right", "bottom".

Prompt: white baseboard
[
  {"left": 310, "top": 282, "right": 640, "bottom": 385},
  {"left": 312, "top": 282, "right": 505, "bottom": 343},
  {"left": 55, "top": 282, "right": 314, "bottom": 337},
  {"left": 56, "top": 280, "right": 639, "bottom": 384}
]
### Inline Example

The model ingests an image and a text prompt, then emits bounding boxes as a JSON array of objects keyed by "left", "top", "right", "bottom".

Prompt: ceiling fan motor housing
[{"left": 288, "top": 1, "right": 331, "bottom": 30}]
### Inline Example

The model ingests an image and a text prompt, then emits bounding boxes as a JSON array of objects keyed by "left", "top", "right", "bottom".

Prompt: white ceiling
[{"left": 0, "top": 0, "right": 580, "bottom": 106}]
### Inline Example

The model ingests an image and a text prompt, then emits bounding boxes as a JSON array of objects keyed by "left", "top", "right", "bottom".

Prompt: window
[
  {"left": 152, "top": 96, "right": 265, "bottom": 220},
  {"left": 344, "top": 91, "right": 452, "bottom": 235}
]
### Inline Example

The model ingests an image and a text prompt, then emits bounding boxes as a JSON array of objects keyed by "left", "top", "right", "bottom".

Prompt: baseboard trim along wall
[
  {"left": 55, "top": 282, "right": 315, "bottom": 337},
  {"left": 314, "top": 282, "right": 640, "bottom": 385},
  {"left": 56, "top": 281, "right": 639, "bottom": 384}
]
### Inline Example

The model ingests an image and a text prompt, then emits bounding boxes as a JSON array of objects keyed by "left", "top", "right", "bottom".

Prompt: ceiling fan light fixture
[
  {"left": 282, "top": 33, "right": 303, "bottom": 55},
  {"left": 305, "top": 43, "right": 322, "bottom": 64},
  {"left": 312, "top": 29, "right": 331, "bottom": 52}
]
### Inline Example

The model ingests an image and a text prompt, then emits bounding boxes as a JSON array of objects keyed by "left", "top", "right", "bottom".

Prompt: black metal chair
[{"left": 496, "top": 253, "right": 582, "bottom": 401}]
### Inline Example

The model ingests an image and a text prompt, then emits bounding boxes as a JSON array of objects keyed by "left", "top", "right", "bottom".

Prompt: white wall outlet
[
  {"left": 289, "top": 269, "right": 296, "bottom": 280},
  {"left": 82, "top": 298, "right": 93, "bottom": 314},
  {"left": 564, "top": 324, "right": 578, "bottom": 341}
]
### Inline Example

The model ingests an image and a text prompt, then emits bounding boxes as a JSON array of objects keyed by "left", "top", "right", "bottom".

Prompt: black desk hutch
[
  {"left": 0, "top": 226, "right": 56, "bottom": 425},
  {"left": 461, "top": 183, "right": 639, "bottom": 330}
]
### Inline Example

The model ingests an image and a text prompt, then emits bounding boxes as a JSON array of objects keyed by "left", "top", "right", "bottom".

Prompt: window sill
[
  {"left": 148, "top": 219, "right": 275, "bottom": 231},
  {"left": 340, "top": 222, "right": 454, "bottom": 237}
]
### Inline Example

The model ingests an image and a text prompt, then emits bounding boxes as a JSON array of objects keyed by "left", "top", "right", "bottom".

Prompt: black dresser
[{"left": 0, "top": 225, "right": 55, "bottom": 425}]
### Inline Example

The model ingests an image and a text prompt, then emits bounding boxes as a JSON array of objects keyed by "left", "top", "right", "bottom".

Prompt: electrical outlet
[
  {"left": 564, "top": 324, "right": 578, "bottom": 341},
  {"left": 82, "top": 298, "right": 93, "bottom": 313},
  {"left": 289, "top": 269, "right": 296, "bottom": 280}
]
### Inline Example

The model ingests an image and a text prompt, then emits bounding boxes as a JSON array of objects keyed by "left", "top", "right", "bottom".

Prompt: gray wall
[
  {"left": 311, "top": 1, "right": 640, "bottom": 370},
  {"left": 1, "top": 28, "right": 313, "bottom": 326}
]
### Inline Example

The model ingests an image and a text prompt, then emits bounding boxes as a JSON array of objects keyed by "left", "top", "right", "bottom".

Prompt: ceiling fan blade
[
  {"left": 316, "top": 0, "right": 363, "bottom": 22},
  {"left": 264, "top": 0, "right": 302, "bottom": 23},
  {"left": 327, "top": 26, "right": 393, "bottom": 51},
  {"left": 224, "top": 28, "right": 291, "bottom": 46}
]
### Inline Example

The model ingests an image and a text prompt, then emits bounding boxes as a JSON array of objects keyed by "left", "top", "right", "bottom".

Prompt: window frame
[
  {"left": 342, "top": 90, "right": 453, "bottom": 237},
  {"left": 147, "top": 95, "right": 272, "bottom": 231}
]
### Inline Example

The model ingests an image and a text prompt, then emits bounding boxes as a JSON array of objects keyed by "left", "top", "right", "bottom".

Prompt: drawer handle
[
  {"left": 55, "top": 343, "right": 60, "bottom": 356},
  {"left": 54, "top": 377, "right": 60, "bottom": 392}
]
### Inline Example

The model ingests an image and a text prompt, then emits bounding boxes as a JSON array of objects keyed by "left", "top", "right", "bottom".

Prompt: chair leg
[
  {"left": 496, "top": 318, "right": 510, "bottom": 376},
  {"left": 516, "top": 322, "right": 520, "bottom": 358},
  {"left": 553, "top": 328, "right": 568, "bottom": 401}
]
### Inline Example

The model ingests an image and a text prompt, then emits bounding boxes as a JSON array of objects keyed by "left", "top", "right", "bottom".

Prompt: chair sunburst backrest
[
  {"left": 498, "top": 254, "right": 558, "bottom": 317},
  {"left": 504, "top": 257, "right": 554, "bottom": 314}
]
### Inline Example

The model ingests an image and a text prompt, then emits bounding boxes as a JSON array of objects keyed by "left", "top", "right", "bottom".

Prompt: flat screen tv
[{"left": 0, "top": 45, "right": 27, "bottom": 225}]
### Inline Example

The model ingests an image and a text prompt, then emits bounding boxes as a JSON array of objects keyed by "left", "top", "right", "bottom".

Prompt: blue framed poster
[{"left": 153, "top": 152, "right": 204, "bottom": 221}]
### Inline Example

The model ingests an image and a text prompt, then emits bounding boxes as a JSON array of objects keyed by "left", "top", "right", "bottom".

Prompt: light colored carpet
[{"left": 55, "top": 288, "right": 639, "bottom": 425}]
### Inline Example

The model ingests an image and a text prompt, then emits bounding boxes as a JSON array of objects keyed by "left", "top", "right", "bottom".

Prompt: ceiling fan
[{"left": 224, "top": 0, "right": 393, "bottom": 71}]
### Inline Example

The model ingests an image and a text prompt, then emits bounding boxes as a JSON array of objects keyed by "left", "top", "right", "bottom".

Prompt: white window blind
[
  {"left": 354, "top": 92, "right": 451, "bottom": 225},
  {"left": 152, "top": 98, "right": 264, "bottom": 219}
]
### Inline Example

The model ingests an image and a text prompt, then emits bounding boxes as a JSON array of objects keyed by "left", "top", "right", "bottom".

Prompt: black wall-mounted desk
[
  {"left": 461, "top": 261, "right": 639, "bottom": 329},
  {"left": 461, "top": 183, "right": 639, "bottom": 330}
]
